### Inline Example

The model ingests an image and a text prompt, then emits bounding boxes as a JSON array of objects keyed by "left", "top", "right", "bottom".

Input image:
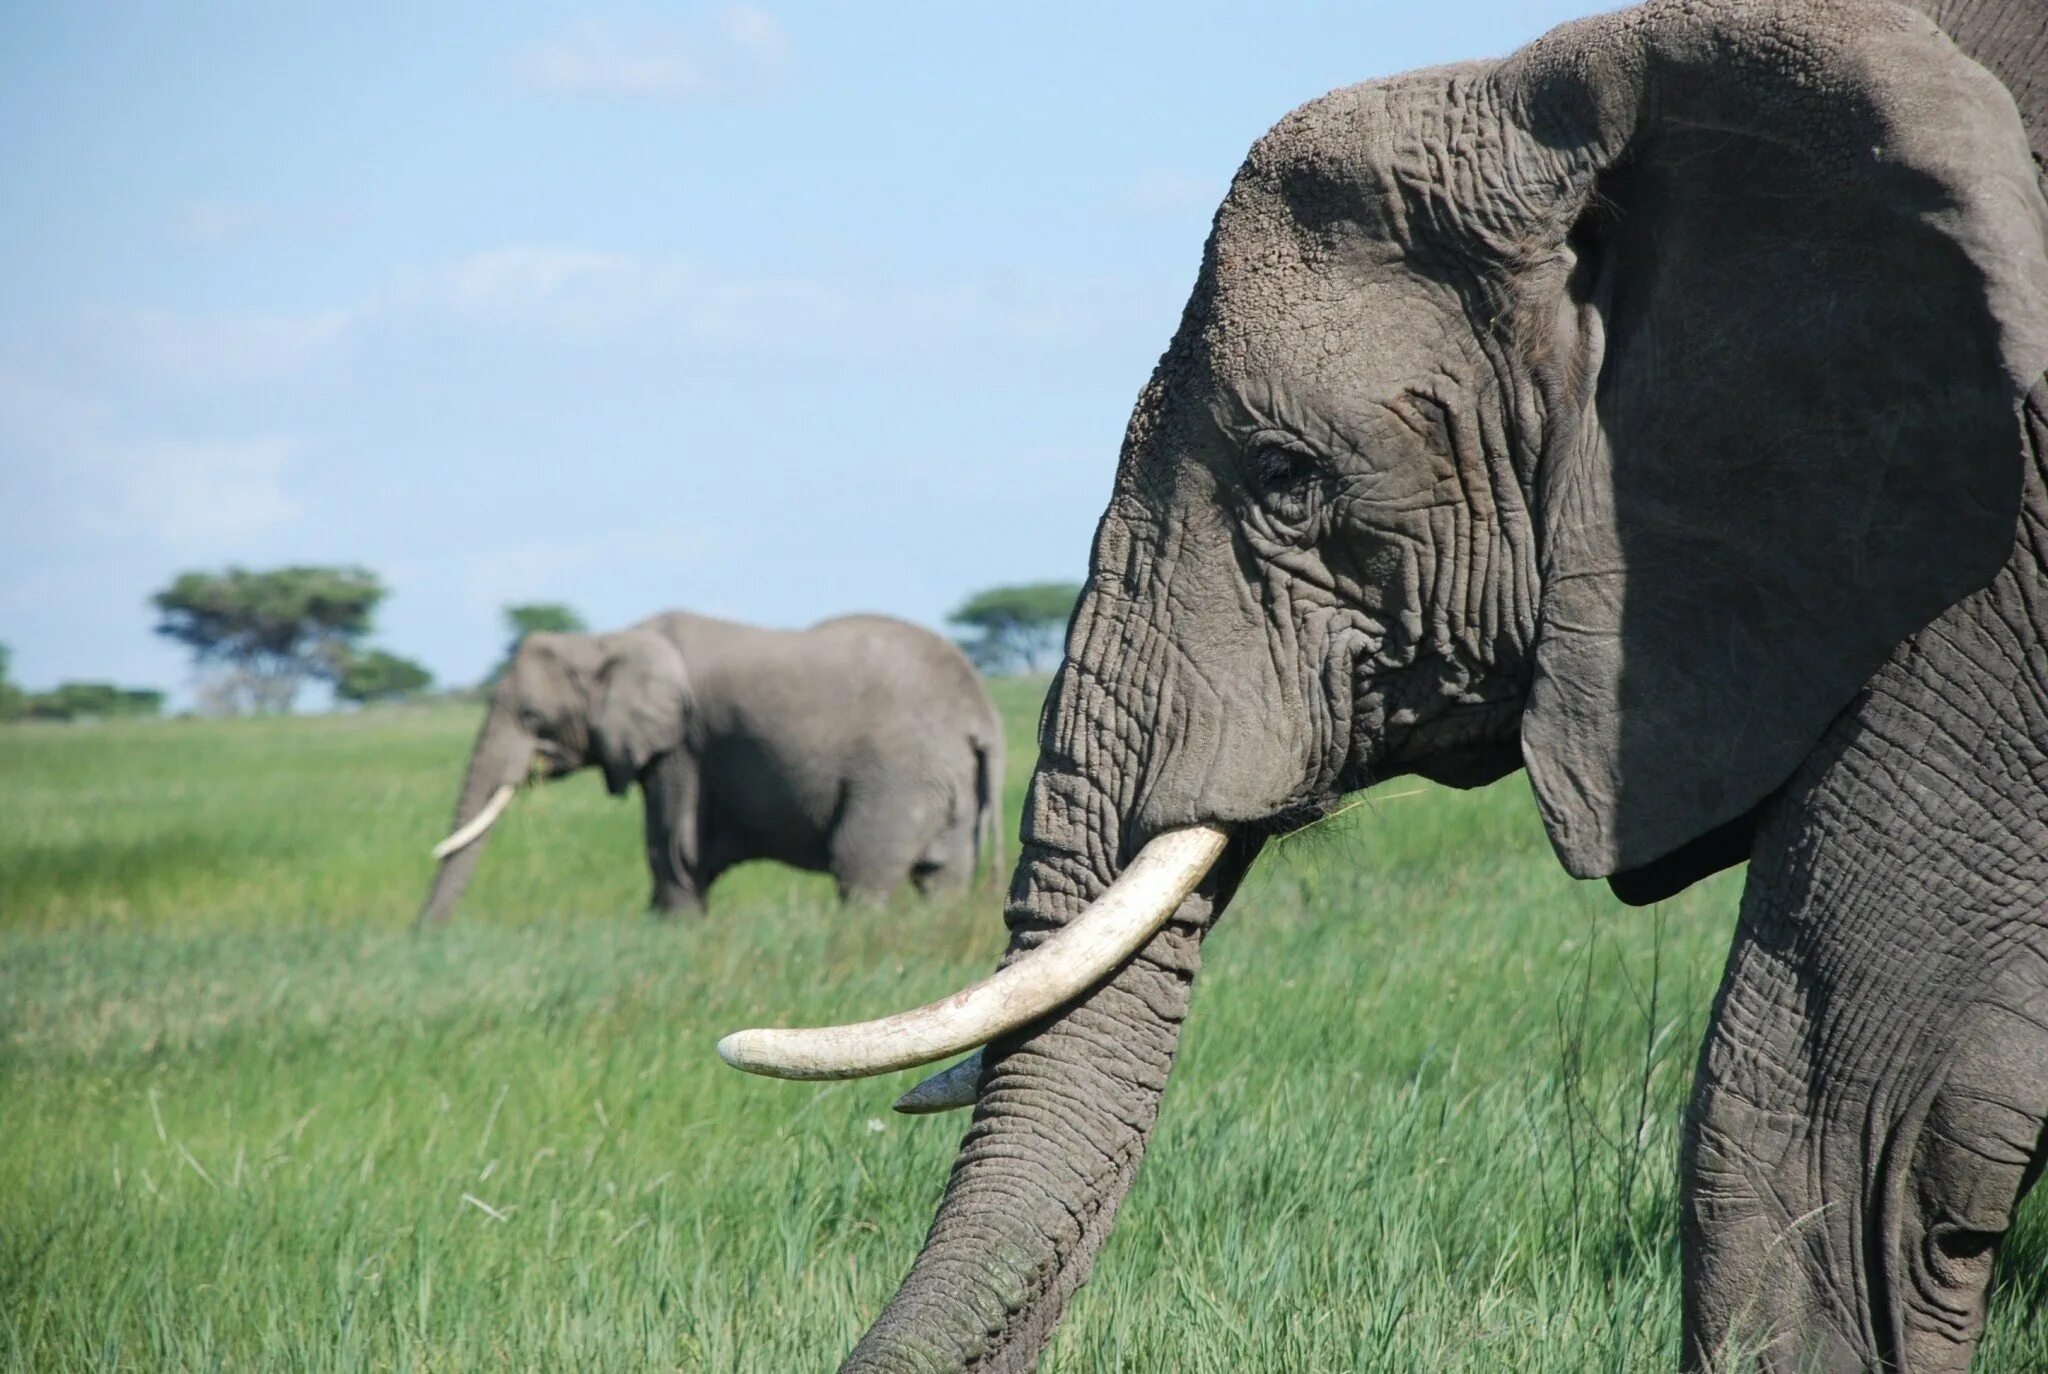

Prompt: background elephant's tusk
[
  {"left": 716, "top": 822, "right": 1230, "bottom": 1081},
  {"left": 430, "top": 783, "right": 516, "bottom": 859},
  {"left": 893, "top": 1050, "right": 983, "bottom": 1114}
]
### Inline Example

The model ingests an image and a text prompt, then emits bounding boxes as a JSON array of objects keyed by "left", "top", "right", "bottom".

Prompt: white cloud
[
  {"left": 173, "top": 199, "right": 266, "bottom": 247},
  {"left": 104, "top": 435, "right": 302, "bottom": 548},
  {"left": 401, "top": 244, "right": 1174, "bottom": 356},
  {"left": 0, "top": 363, "right": 111, "bottom": 462},
  {"left": 511, "top": 7, "right": 790, "bottom": 105},
  {"left": 405, "top": 246, "right": 642, "bottom": 334},
  {"left": 0, "top": 363, "right": 301, "bottom": 552},
  {"left": 1109, "top": 169, "right": 1223, "bottom": 218},
  {"left": 63, "top": 305, "right": 353, "bottom": 385},
  {"left": 168, "top": 198, "right": 358, "bottom": 249},
  {"left": 448, "top": 522, "right": 748, "bottom": 614},
  {"left": 0, "top": 238, "right": 1164, "bottom": 574}
]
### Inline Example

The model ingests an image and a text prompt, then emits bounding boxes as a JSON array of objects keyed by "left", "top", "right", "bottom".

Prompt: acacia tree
[
  {"left": 947, "top": 582, "right": 1080, "bottom": 674},
  {"left": 485, "top": 603, "right": 588, "bottom": 686},
  {"left": 334, "top": 649, "right": 434, "bottom": 705},
  {"left": 0, "top": 645, "right": 21, "bottom": 721},
  {"left": 0, "top": 641, "right": 165, "bottom": 723},
  {"left": 504, "top": 602, "right": 586, "bottom": 655},
  {"left": 19, "top": 683, "right": 163, "bottom": 721},
  {"left": 153, "top": 566, "right": 385, "bottom": 714}
]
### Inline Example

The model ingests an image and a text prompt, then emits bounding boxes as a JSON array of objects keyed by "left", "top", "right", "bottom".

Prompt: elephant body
[
  {"left": 724, "top": 1, "right": 2048, "bottom": 1370},
  {"left": 419, "top": 611, "right": 1003, "bottom": 923}
]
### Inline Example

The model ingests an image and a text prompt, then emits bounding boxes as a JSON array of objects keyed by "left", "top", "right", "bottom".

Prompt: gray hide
[
  {"left": 828, "top": 2, "right": 2048, "bottom": 1371},
  {"left": 418, "top": 612, "right": 1004, "bottom": 923}
]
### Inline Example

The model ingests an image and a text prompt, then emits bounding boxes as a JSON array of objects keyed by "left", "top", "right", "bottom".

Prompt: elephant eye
[{"left": 1248, "top": 441, "right": 1319, "bottom": 525}]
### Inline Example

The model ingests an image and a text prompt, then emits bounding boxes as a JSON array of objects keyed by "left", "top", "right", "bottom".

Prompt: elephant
[
  {"left": 716, "top": 1, "right": 2048, "bottom": 1369},
  {"left": 417, "top": 611, "right": 1003, "bottom": 923}
]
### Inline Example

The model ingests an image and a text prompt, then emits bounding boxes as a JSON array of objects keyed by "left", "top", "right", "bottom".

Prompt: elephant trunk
[
  {"left": 844, "top": 863, "right": 1240, "bottom": 1371},
  {"left": 416, "top": 697, "right": 536, "bottom": 927},
  {"left": 719, "top": 420, "right": 1286, "bottom": 1368},
  {"left": 837, "top": 599, "right": 1260, "bottom": 1371}
]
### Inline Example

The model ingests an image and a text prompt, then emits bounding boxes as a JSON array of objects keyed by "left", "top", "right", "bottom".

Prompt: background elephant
[
  {"left": 723, "top": 1, "right": 2048, "bottom": 1369},
  {"left": 418, "top": 611, "right": 1003, "bottom": 923}
]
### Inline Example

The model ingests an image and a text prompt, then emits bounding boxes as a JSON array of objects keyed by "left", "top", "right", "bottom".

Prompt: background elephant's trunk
[
  {"left": 844, "top": 615, "right": 1258, "bottom": 1372},
  {"left": 416, "top": 697, "right": 536, "bottom": 927}
]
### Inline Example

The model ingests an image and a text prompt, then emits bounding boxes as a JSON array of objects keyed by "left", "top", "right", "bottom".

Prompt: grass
[{"left": 1, "top": 679, "right": 2043, "bottom": 1371}]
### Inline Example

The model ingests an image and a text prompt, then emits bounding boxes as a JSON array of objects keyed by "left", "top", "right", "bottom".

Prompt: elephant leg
[
  {"left": 641, "top": 752, "right": 704, "bottom": 918},
  {"left": 1684, "top": 929, "right": 2048, "bottom": 1372},
  {"left": 649, "top": 871, "right": 703, "bottom": 917},
  {"left": 909, "top": 817, "right": 976, "bottom": 901},
  {"left": 910, "top": 859, "right": 970, "bottom": 901},
  {"left": 1682, "top": 927, "right": 1831, "bottom": 1372},
  {"left": 1892, "top": 963, "right": 2048, "bottom": 1371},
  {"left": 1678, "top": 464, "right": 2048, "bottom": 1371},
  {"left": 646, "top": 846, "right": 702, "bottom": 915},
  {"left": 832, "top": 854, "right": 911, "bottom": 906},
  {"left": 828, "top": 791, "right": 935, "bottom": 906}
]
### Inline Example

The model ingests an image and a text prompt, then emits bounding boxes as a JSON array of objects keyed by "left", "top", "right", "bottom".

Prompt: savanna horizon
[{"left": 4, "top": 687, "right": 2045, "bottom": 1371}]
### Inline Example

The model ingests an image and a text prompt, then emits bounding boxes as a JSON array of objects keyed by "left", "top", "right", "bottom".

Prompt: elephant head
[
  {"left": 417, "top": 627, "right": 689, "bottom": 926},
  {"left": 722, "top": 2, "right": 2048, "bottom": 1367}
]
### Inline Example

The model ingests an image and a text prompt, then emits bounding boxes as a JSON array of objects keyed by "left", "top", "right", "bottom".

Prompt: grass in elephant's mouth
[{"left": 1, "top": 681, "right": 2044, "bottom": 1372}]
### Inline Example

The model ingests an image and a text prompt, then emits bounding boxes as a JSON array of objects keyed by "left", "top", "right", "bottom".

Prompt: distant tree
[
  {"left": 486, "top": 602, "right": 588, "bottom": 685},
  {"left": 152, "top": 565, "right": 385, "bottom": 714},
  {"left": 505, "top": 602, "right": 586, "bottom": 653},
  {"left": 0, "top": 644, "right": 21, "bottom": 721},
  {"left": 947, "top": 582, "right": 1081, "bottom": 674},
  {"left": 22, "top": 682, "right": 164, "bottom": 721},
  {"left": 0, "top": 646, "right": 164, "bottom": 724},
  {"left": 333, "top": 649, "right": 434, "bottom": 706}
]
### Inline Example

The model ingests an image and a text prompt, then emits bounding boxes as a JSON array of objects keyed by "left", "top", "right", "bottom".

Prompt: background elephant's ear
[
  {"left": 1501, "top": 1, "right": 2048, "bottom": 880},
  {"left": 589, "top": 631, "right": 690, "bottom": 796}
]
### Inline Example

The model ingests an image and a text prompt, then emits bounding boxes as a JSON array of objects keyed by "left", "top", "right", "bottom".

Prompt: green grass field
[{"left": 4, "top": 680, "right": 2044, "bottom": 1371}]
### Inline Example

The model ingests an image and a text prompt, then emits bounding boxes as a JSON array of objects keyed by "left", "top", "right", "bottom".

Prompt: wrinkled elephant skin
[
  {"left": 744, "top": 3, "right": 2048, "bottom": 1372},
  {"left": 418, "top": 611, "right": 1003, "bottom": 924}
]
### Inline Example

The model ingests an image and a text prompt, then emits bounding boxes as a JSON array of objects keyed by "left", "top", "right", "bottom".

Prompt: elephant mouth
[
  {"left": 1249, "top": 794, "right": 1343, "bottom": 838},
  {"left": 531, "top": 744, "right": 577, "bottom": 779},
  {"left": 426, "top": 740, "right": 579, "bottom": 864}
]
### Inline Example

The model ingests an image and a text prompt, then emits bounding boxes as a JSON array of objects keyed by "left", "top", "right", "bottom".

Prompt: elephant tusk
[
  {"left": 893, "top": 1050, "right": 984, "bottom": 1114},
  {"left": 716, "top": 823, "right": 1230, "bottom": 1082},
  {"left": 430, "top": 783, "right": 517, "bottom": 860}
]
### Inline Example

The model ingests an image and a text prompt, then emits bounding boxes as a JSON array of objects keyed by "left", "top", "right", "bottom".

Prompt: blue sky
[{"left": 0, "top": 1, "right": 1603, "bottom": 702}]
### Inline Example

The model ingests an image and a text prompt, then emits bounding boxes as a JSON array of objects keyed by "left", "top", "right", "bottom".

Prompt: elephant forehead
[
  {"left": 1206, "top": 284, "right": 1468, "bottom": 409},
  {"left": 1193, "top": 62, "right": 1507, "bottom": 383}
]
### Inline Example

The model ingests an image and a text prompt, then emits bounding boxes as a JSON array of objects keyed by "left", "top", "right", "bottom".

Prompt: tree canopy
[
  {"left": 0, "top": 641, "right": 165, "bottom": 723},
  {"left": 505, "top": 602, "right": 586, "bottom": 651},
  {"left": 17, "top": 683, "right": 164, "bottom": 722},
  {"left": 0, "top": 645, "right": 20, "bottom": 721},
  {"left": 486, "top": 603, "right": 588, "bottom": 686},
  {"left": 333, "top": 649, "right": 434, "bottom": 705},
  {"left": 153, "top": 566, "right": 386, "bottom": 714},
  {"left": 948, "top": 582, "right": 1080, "bottom": 674}
]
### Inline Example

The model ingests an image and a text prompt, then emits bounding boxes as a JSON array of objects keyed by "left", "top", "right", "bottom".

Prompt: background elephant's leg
[
  {"left": 1684, "top": 452, "right": 2048, "bottom": 1372},
  {"left": 640, "top": 753, "right": 703, "bottom": 917},
  {"left": 908, "top": 812, "right": 976, "bottom": 901},
  {"left": 827, "top": 787, "right": 937, "bottom": 906},
  {"left": 649, "top": 871, "right": 701, "bottom": 916}
]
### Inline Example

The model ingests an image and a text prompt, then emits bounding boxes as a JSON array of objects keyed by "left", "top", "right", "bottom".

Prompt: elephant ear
[
  {"left": 1501, "top": 0, "right": 2048, "bottom": 883},
  {"left": 589, "top": 631, "right": 691, "bottom": 796}
]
